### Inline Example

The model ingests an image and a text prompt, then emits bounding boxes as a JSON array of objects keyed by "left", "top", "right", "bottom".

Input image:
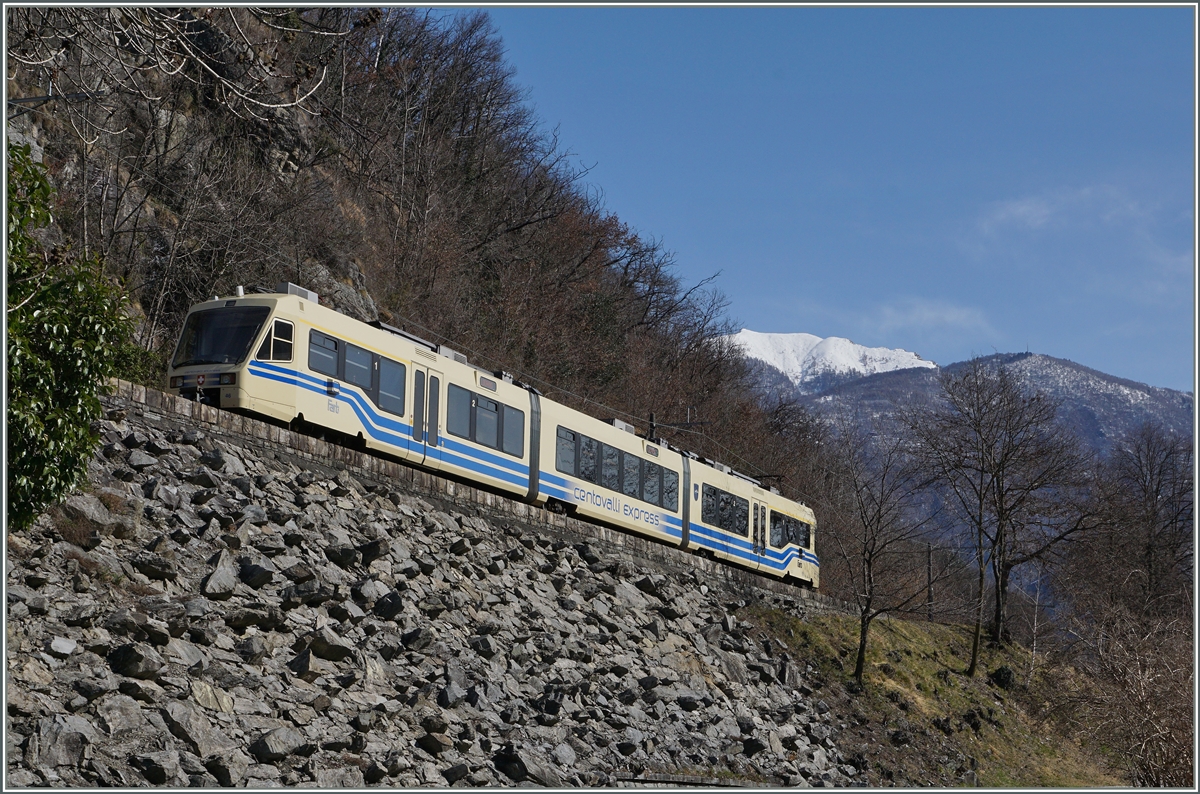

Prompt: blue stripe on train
[
  {"left": 248, "top": 363, "right": 817, "bottom": 568},
  {"left": 247, "top": 362, "right": 529, "bottom": 487},
  {"left": 687, "top": 522, "right": 819, "bottom": 571},
  {"left": 538, "top": 473, "right": 682, "bottom": 540}
]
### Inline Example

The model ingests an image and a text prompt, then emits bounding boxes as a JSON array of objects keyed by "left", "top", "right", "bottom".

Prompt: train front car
[{"left": 167, "top": 289, "right": 288, "bottom": 416}]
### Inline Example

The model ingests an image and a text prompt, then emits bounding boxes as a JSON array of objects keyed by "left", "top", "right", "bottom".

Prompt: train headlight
[
  {"left": 219, "top": 373, "right": 237, "bottom": 385},
  {"left": 170, "top": 376, "right": 183, "bottom": 388}
]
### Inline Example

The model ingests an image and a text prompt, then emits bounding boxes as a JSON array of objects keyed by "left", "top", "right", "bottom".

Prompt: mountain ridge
[{"left": 734, "top": 332, "right": 1193, "bottom": 455}]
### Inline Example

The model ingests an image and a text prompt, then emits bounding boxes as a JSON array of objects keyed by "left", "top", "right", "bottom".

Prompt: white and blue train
[{"left": 166, "top": 283, "right": 819, "bottom": 587}]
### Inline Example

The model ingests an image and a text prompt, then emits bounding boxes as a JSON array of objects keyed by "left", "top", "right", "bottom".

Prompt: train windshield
[{"left": 171, "top": 307, "right": 270, "bottom": 368}]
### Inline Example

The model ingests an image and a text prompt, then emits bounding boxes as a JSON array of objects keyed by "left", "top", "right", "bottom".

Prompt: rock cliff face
[{"left": 6, "top": 382, "right": 857, "bottom": 788}]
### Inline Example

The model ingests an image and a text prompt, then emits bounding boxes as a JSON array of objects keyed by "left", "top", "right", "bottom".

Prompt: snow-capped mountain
[
  {"left": 728, "top": 329, "right": 936, "bottom": 396},
  {"left": 801, "top": 352, "right": 1193, "bottom": 456},
  {"left": 729, "top": 329, "right": 1192, "bottom": 455}
]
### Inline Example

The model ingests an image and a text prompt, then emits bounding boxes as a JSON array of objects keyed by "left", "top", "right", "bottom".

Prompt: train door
[
  {"left": 751, "top": 499, "right": 770, "bottom": 573},
  {"left": 410, "top": 366, "right": 444, "bottom": 469}
]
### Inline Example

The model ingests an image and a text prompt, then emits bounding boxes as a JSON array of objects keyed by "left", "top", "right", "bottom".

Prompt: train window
[
  {"left": 622, "top": 453, "right": 641, "bottom": 499},
  {"left": 173, "top": 306, "right": 270, "bottom": 368},
  {"left": 720, "top": 492, "right": 749, "bottom": 537},
  {"left": 273, "top": 320, "right": 293, "bottom": 360},
  {"left": 768, "top": 512, "right": 810, "bottom": 548},
  {"left": 309, "top": 330, "right": 338, "bottom": 377},
  {"left": 794, "top": 521, "right": 811, "bottom": 549},
  {"left": 578, "top": 436, "right": 598, "bottom": 483},
  {"left": 448, "top": 385, "right": 471, "bottom": 438},
  {"left": 601, "top": 445, "right": 621, "bottom": 491},
  {"left": 345, "top": 344, "right": 373, "bottom": 389},
  {"left": 427, "top": 376, "right": 440, "bottom": 447},
  {"left": 643, "top": 461, "right": 661, "bottom": 506},
  {"left": 476, "top": 397, "right": 499, "bottom": 449},
  {"left": 702, "top": 484, "right": 748, "bottom": 535},
  {"left": 556, "top": 427, "right": 576, "bottom": 474},
  {"left": 702, "top": 485, "right": 720, "bottom": 526},
  {"left": 256, "top": 319, "right": 294, "bottom": 362},
  {"left": 502, "top": 406, "right": 525, "bottom": 457},
  {"left": 770, "top": 511, "right": 787, "bottom": 548},
  {"left": 378, "top": 359, "right": 406, "bottom": 416},
  {"left": 662, "top": 469, "right": 679, "bottom": 512}
]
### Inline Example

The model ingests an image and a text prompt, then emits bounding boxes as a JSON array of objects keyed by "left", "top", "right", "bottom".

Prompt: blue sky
[{"left": 476, "top": 6, "right": 1195, "bottom": 392}]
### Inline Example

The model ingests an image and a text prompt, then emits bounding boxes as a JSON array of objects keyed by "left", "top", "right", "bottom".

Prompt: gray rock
[
  {"left": 237, "top": 504, "right": 269, "bottom": 525},
  {"left": 108, "top": 643, "right": 164, "bottom": 679},
  {"left": 287, "top": 649, "right": 336, "bottom": 682},
  {"left": 416, "top": 733, "right": 453, "bottom": 756},
  {"left": 553, "top": 742, "right": 578, "bottom": 766},
  {"left": 63, "top": 603, "right": 100, "bottom": 627},
  {"left": 402, "top": 626, "right": 434, "bottom": 650},
  {"left": 95, "top": 694, "right": 147, "bottom": 735},
  {"left": 239, "top": 561, "right": 275, "bottom": 589},
  {"left": 249, "top": 726, "right": 307, "bottom": 763},
  {"left": 359, "top": 538, "right": 390, "bottom": 565},
  {"left": 373, "top": 591, "right": 405, "bottom": 620},
  {"left": 438, "top": 682, "right": 468, "bottom": 709},
  {"left": 201, "top": 562, "right": 239, "bottom": 600},
  {"left": 186, "top": 466, "right": 222, "bottom": 488},
  {"left": 118, "top": 678, "right": 165, "bottom": 703},
  {"left": 127, "top": 450, "right": 159, "bottom": 471},
  {"left": 327, "top": 600, "right": 366, "bottom": 624},
  {"left": 162, "top": 701, "right": 237, "bottom": 758},
  {"left": 205, "top": 750, "right": 251, "bottom": 787},
  {"left": 307, "top": 627, "right": 355, "bottom": 661},
  {"left": 132, "top": 749, "right": 180, "bottom": 784},
  {"left": 315, "top": 766, "right": 365, "bottom": 786},
  {"left": 47, "top": 637, "right": 77, "bottom": 659},
  {"left": 133, "top": 554, "right": 177, "bottom": 585},
  {"left": 60, "top": 493, "right": 116, "bottom": 533},
  {"left": 324, "top": 544, "right": 358, "bottom": 568},
  {"left": 494, "top": 744, "right": 562, "bottom": 786},
  {"left": 73, "top": 675, "right": 119, "bottom": 702},
  {"left": 235, "top": 635, "right": 267, "bottom": 664},
  {"left": 32, "top": 714, "right": 100, "bottom": 768}
]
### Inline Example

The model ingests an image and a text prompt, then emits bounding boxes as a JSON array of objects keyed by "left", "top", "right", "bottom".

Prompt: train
[{"left": 166, "top": 283, "right": 819, "bottom": 587}]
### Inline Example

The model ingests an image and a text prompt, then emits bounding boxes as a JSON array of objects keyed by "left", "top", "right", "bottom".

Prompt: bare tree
[
  {"left": 1061, "top": 608, "right": 1193, "bottom": 786},
  {"left": 827, "top": 412, "right": 947, "bottom": 684},
  {"left": 7, "top": 8, "right": 348, "bottom": 122},
  {"left": 1101, "top": 422, "right": 1194, "bottom": 615},
  {"left": 1045, "top": 421, "right": 1194, "bottom": 785},
  {"left": 907, "top": 358, "right": 1090, "bottom": 675}
]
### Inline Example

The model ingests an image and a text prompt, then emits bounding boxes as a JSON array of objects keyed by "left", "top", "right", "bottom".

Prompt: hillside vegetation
[
  {"left": 744, "top": 606, "right": 1121, "bottom": 787},
  {"left": 6, "top": 9, "right": 1191, "bottom": 787}
]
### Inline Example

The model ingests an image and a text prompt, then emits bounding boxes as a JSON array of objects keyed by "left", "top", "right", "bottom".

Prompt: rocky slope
[{"left": 5, "top": 384, "right": 860, "bottom": 788}]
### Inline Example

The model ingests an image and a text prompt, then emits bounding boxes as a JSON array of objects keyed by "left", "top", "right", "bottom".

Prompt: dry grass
[
  {"left": 742, "top": 605, "right": 1122, "bottom": 787},
  {"left": 54, "top": 513, "right": 96, "bottom": 548},
  {"left": 96, "top": 489, "right": 129, "bottom": 514}
]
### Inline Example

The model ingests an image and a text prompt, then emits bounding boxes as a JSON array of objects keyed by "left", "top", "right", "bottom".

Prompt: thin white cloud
[
  {"left": 874, "top": 297, "right": 998, "bottom": 338},
  {"left": 786, "top": 297, "right": 999, "bottom": 363},
  {"left": 977, "top": 184, "right": 1151, "bottom": 236}
]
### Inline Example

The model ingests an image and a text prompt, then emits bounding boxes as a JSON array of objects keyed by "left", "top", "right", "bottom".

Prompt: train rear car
[{"left": 685, "top": 462, "right": 819, "bottom": 587}]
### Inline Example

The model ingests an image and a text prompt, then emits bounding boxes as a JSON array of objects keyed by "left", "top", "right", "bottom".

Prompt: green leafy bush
[{"left": 6, "top": 144, "right": 136, "bottom": 530}]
